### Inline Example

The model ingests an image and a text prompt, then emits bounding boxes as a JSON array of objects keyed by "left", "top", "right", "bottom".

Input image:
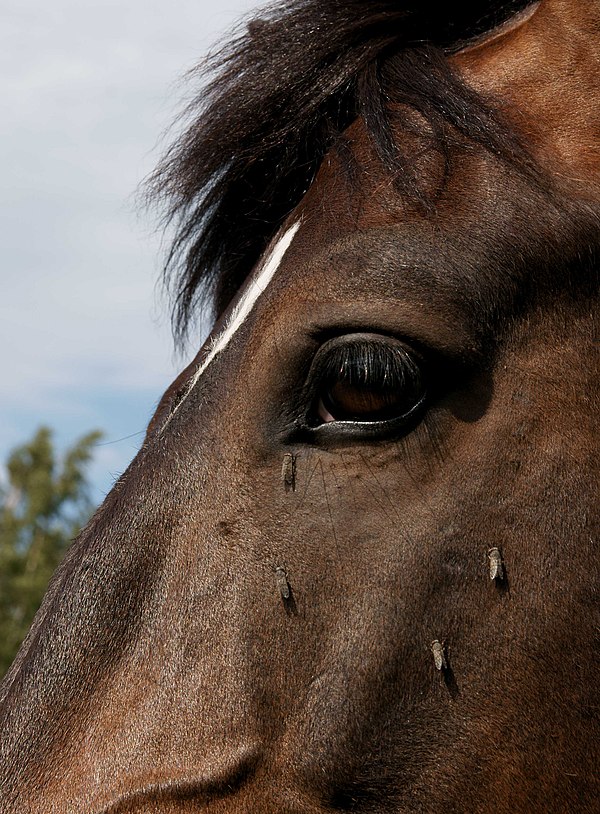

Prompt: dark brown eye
[{"left": 313, "top": 334, "right": 426, "bottom": 425}]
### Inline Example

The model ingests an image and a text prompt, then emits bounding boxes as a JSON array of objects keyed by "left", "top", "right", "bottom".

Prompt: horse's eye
[{"left": 311, "top": 334, "right": 426, "bottom": 427}]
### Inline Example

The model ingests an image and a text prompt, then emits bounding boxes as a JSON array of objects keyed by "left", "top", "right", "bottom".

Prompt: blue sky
[{"left": 1, "top": 0, "right": 263, "bottom": 503}]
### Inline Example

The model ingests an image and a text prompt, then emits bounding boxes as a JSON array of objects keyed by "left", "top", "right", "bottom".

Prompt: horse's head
[{"left": 1, "top": 1, "right": 598, "bottom": 811}]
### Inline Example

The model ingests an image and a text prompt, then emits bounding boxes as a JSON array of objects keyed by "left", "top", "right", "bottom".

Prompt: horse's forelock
[{"left": 145, "top": 0, "right": 538, "bottom": 348}]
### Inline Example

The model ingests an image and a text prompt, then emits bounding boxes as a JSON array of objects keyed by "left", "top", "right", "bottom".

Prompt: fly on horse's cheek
[
  {"left": 488, "top": 546, "right": 505, "bottom": 582},
  {"left": 281, "top": 453, "right": 296, "bottom": 492},
  {"left": 274, "top": 565, "right": 291, "bottom": 600},
  {"left": 431, "top": 640, "right": 448, "bottom": 672},
  {"left": 2, "top": 0, "right": 599, "bottom": 812}
]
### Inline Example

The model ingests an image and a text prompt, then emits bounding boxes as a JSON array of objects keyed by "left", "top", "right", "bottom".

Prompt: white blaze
[{"left": 162, "top": 221, "right": 300, "bottom": 430}]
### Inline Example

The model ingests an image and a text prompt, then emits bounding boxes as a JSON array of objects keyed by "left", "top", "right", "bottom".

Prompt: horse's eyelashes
[{"left": 306, "top": 333, "right": 427, "bottom": 434}]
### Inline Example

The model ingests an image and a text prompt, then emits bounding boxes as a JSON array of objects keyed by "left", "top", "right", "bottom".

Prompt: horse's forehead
[
  {"left": 296, "top": 114, "right": 448, "bottom": 236},
  {"left": 452, "top": 0, "right": 600, "bottom": 188},
  {"left": 283, "top": 2, "right": 600, "bottom": 308},
  {"left": 307, "top": 5, "right": 600, "bottom": 228}
]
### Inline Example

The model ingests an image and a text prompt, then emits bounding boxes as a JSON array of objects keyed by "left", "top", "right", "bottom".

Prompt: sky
[{"left": 1, "top": 0, "right": 264, "bottom": 503}]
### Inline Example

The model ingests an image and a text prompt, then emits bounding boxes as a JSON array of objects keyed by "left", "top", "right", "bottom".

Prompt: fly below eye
[{"left": 312, "top": 333, "right": 426, "bottom": 426}]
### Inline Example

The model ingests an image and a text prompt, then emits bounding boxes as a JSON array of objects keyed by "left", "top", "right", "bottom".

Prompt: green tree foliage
[{"left": 0, "top": 427, "right": 102, "bottom": 676}]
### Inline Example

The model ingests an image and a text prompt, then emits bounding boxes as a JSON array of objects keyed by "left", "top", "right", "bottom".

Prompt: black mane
[{"left": 148, "top": 0, "right": 535, "bottom": 343}]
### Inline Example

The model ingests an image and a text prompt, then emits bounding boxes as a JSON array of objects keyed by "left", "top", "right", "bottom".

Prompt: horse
[{"left": 1, "top": 1, "right": 598, "bottom": 811}]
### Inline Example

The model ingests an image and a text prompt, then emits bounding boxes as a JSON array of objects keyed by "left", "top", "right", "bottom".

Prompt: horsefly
[
  {"left": 431, "top": 640, "right": 448, "bottom": 672},
  {"left": 488, "top": 547, "right": 504, "bottom": 581},
  {"left": 282, "top": 453, "right": 296, "bottom": 492},
  {"left": 275, "top": 566, "right": 291, "bottom": 600}
]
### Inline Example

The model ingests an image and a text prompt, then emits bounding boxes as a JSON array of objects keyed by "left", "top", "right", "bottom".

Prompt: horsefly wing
[
  {"left": 275, "top": 566, "right": 291, "bottom": 600},
  {"left": 488, "top": 547, "right": 504, "bottom": 581},
  {"left": 431, "top": 640, "right": 448, "bottom": 672}
]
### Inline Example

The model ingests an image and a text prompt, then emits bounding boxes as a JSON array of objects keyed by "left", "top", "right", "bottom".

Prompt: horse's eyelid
[{"left": 316, "top": 340, "right": 424, "bottom": 383}]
